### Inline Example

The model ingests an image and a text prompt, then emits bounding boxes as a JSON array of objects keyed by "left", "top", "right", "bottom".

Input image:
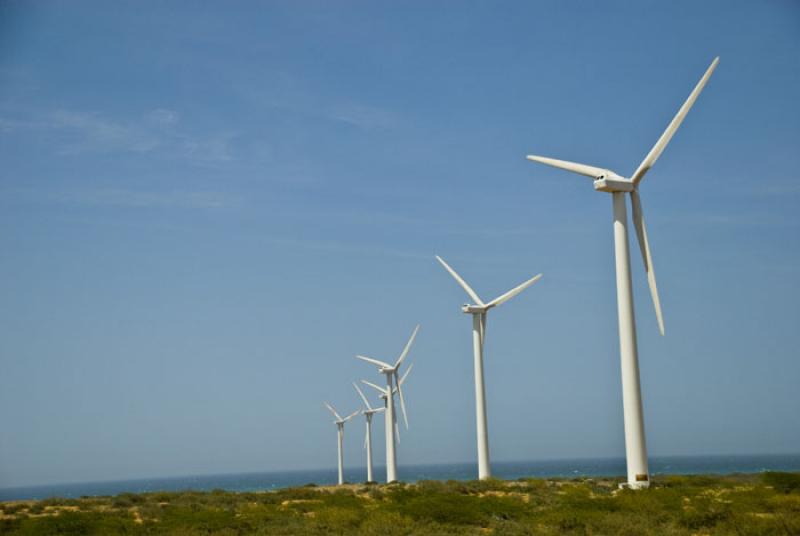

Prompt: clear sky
[{"left": 1, "top": 1, "right": 798, "bottom": 488}]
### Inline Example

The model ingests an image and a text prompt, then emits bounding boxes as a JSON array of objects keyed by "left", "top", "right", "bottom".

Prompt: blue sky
[{"left": 1, "top": 0, "right": 798, "bottom": 488}]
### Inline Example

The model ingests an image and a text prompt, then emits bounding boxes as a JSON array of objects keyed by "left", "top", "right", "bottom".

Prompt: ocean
[{"left": 2, "top": 454, "right": 798, "bottom": 502}]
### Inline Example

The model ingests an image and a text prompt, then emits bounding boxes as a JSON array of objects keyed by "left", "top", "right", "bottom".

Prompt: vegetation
[{"left": 1, "top": 472, "right": 799, "bottom": 534}]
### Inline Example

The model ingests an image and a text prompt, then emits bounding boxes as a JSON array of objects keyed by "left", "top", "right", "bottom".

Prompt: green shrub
[
  {"left": 159, "top": 506, "right": 241, "bottom": 532},
  {"left": 560, "top": 484, "right": 618, "bottom": 514},
  {"left": 27, "top": 503, "right": 45, "bottom": 514},
  {"left": 236, "top": 503, "right": 277, "bottom": 528},
  {"left": 111, "top": 495, "right": 133, "bottom": 508},
  {"left": 591, "top": 511, "right": 665, "bottom": 536},
  {"left": 276, "top": 487, "right": 321, "bottom": 502},
  {"left": 314, "top": 505, "right": 364, "bottom": 529},
  {"left": 13, "top": 511, "right": 139, "bottom": 536},
  {"left": 614, "top": 485, "right": 682, "bottom": 518},
  {"left": 768, "top": 492, "right": 800, "bottom": 513},
  {"left": 357, "top": 510, "right": 414, "bottom": 535},
  {"left": 476, "top": 495, "right": 528, "bottom": 522},
  {"left": 678, "top": 496, "right": 731, "bottom": 529},
  {"left": 389, "top": 491, "right": 486, "bottom": 525},
  {"left": 38, "top": 497, "right": 70, "bottom": 508},
  {"left": 455, "top": 477, "right": 509, "bottom": 494},
  {"left": 414, "top": 480, "right": 448, "bottom": 494},
  {"left": 1, "top": 503, "right": 28, "bottom": 515},
  {"left": 150, "top": 491, "right": 174, "bottom": 502},
  {"left": 660, "top": 474, "right": 725, "bottom": 488},
  {"left": 763, "top": 471, "right": 800, "bottom": 493}
]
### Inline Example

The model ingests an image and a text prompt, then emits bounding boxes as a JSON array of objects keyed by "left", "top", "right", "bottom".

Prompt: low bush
[
  {"left": 1, "top": 503, "right": 28, "bottom": 515},
  {"left": 762, "top": 471, "right": 800, "bottom": 493},
  {"left": 13, "top": 511, "right": 139, "bottom": 536}
]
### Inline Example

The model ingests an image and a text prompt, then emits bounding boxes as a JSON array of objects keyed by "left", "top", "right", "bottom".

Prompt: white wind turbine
[
  {"left": 435, "top": 256, "right": 542, "bottom": 480},
  {"left": 526, "top": 57, "right": 719, "bottom": 489},
  {"left": 323, "top": 402, "right": 359, "bottom": 485},
  {"left": 352, "top": 382, "right": 386, "bottom": 483},
  {"left": 361, "top": 362, "right": 414, "bottom": 454},
  {"left": 355, "top": 326, "right": 419, "bottom": 483}
]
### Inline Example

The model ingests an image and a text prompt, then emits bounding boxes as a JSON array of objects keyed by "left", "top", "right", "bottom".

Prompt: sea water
[{"left": 2, "top": 454, "right": 799, "bottom": 502}]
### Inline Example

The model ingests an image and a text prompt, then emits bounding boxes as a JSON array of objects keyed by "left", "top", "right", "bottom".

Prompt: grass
[{"left": 1, "top": 472, "right": 799, "bottom": 534}]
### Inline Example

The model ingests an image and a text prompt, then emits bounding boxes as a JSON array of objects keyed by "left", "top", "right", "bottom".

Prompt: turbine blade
[
  {"left": 361, "top": 379, "right": 387, "bottom": 395},
  {"left": 393, "top": 409, "right": 400, "bottom": 444},
  {"left": 353, "top": 382, "right": 373, "bottom": 411},
  {"left": 435, "top": 256, "right": 485, "bottom": 306},
  {"left": 323, "top": 402, "right": 342, "bottom": 421},
  {"left": 526, "top": 155, "right": 607, "bottom": 179},
  {"left": 486, "top": 273, "right": 543, "bottom": 308},
  {"left": 399, "top": 362, "right": 414, "bottom": 386},
  {"left": 631, "top": 57, "right": 719, "bottom": 185},
  {"left": 395, "top": 371, "right": 409, "bottom": 430},
  {"left": 480, "top": 312, "right": 486, "bottom": 346},
  {"left": 355, "top": 354, "right": 392, "bottom": 369},
  {"left": 630, "top": 191, "right": 665, "bottom": 336},
  {"left": 395, "top": 325, "right": 419, "bottom": 368},
  {"left": 344, "top": 410, "right": 360, "bottom": 422}
]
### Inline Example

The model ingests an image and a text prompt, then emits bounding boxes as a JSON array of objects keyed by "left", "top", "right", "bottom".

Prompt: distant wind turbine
[
  {"left": 361, "top": 362, "right": 414, "bottom": 450},
  {"left": 356, "top": 326, "right": 419, "bottom": 482},
  {"left": 352, "top": 382, "right": 386, "bottom": 483},
  {"left": 323, "top": 402, "right": 359, "bottom": 485},
  {"left": 525, "top": 57, "right": 719, "bottom": 488},
  {"left": 435, "top": 256, "right": 542, "bottom": 480}
]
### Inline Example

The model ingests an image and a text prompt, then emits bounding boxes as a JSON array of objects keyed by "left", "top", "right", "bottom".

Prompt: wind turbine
[
  {"left": 435, "top": 256, "right": 542, "bottom": 480},
  {"left": 355, "top": 325, "right": 419, "bottom": 482},
  {"left": 361, "top": 362, "right": 414, "bottom": 452},
  {"left": 323, "top": 402, "right": 359, "bottom": 485},
  {"left": 526, "top": 57, "right": 719, "bottom": 489},
  {"left": 352, "top": 382, "right": 386, "bottom": 483}
]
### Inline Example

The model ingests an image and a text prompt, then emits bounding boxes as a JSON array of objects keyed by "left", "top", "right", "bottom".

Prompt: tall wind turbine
[
  {"left": 355, "top": 325, "right": 419, "bottom": 482},
  {"left": 435, "top": 256, "right": 542, "bottom": 480},
  {"left": 323, "top": 402, "right": 359, "bottom": 485},
  {"left": 526, "top": 57, "right": 719, "bottom": 489},
  {"left": 353, "top": 382, "right": 386, "bottom": 483}
]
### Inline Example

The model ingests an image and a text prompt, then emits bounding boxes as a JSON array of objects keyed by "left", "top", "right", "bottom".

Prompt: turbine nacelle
[
  {"left": 461, "top": 304, "right": 490, "bottom": 314},
  {"left": 593, "top": 172, "right": 633, "bottom": 193}
]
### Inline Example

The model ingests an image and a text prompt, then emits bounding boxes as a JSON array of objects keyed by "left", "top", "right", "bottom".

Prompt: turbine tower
[
  {"left": 352, "top": 382, "right": 386, "bottom": 483},
  {"left": 355, "top": 325, "right": 419, "bottom": 482},
  {"left": 435, "top": 256, "right": 542, "bottom": 480},
  {"left": 323, "top": 402, "right": 358, "bottom": 485},
  {"left": 526, "top": 57, "right": 719, "bottom": 488}
]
